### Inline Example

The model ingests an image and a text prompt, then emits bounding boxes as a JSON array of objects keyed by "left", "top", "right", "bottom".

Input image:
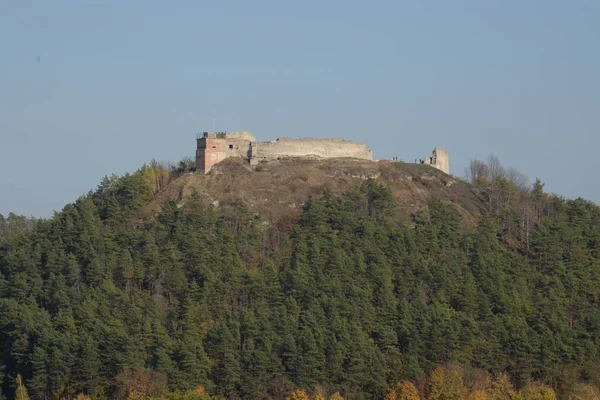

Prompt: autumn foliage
[
  {"left": 385, "top": 380, "right": 421, "bottom": 400},
  {"left": 381, "top": 366, "right": 563, "bottom": 400},
  {"left": 284, "top": 367, "right": 562, "bottom": 400}
]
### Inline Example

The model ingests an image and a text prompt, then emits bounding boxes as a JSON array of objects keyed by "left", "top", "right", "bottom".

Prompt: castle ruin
[
  {"left": 195, "top": 131, "right": 373, "bottom": 173},
  {"left": 422, "top": 147, "right": 450, "bottom": 175},
  {"left": 195, "top": 130, "right": 450, "bottom": 175}
]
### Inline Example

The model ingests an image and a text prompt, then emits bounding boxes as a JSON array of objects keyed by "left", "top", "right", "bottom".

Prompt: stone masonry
[
  {"left": 422, "top": 147, "right": 450, "bottom": 175},
  {"left": 196, "top": 131, "right": 372, "bottom": 173},
  {"left": 195, "top": 131, "right": 256, "bottom": 173},
  {"left": 195, "top": 130, "right": 450, "bottom": 175}
]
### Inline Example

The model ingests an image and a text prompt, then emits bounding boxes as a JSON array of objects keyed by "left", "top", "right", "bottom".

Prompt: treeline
[
  {"left": 9, "top": 359, "right": 585, "bottom": 400},
  {"left": 1, "top": 162, "right": 600, "bottom": 399},
  {"left": 466, "top": 155, "right": 564, "bottom": 250}
]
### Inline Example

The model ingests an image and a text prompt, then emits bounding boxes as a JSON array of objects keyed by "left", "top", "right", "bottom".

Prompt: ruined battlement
[
  {"left": 250, "top": 137, "right": 372, "bottom": 164},
  {"left": 195, "top": 130, "right": 449, "bottom": 175},
  {"left": 195, "top": 131, "right": 373, "bottom": 173},
  {"left": 199, "top": 130, "right": 256, "bottom": 142}
]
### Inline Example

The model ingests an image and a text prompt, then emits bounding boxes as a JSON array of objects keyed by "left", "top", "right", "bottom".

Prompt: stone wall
[
  {"left": 423, "top": 147, "right": 450, "bottom": 174},
  {"left": 196, "top": 132, "right": 373, "bottom": 173},
  {"left": 196, "top": 136, "right": 252, "bottom": 173},
  {"left": 203, "top": 130, "right": 256, "bottom": 142},
  {"left": 433, "top": 147, "right": 449, "bottom": 175},
  {"left": 250, "top": 137, "right": 372, "bottom": 163},
  {"left": 195, "top": 132, "right": 450, "bottom": 175}
]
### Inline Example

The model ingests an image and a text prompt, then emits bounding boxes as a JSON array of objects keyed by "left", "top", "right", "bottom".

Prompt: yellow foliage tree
[
  {"left": 328, "top": 393, "right": 345, "bottom": 400},
  {"left": 126, "top": 389, "right": 150, "bottom": 400},
  {"left": 489, "top": 373, "right": 517, "bottom": 400},
  {"left": 92, "top": 386, "right": 108, "bottom": 400},
  {"left": 90, "top": 386, "right": 108, "bottom": 400},
  {"left": 140, "top": 161, "right": 172, "bottom": 197},
  {"left": 73, "top": 394, "right": 92, "bottom": 400},
  {"left": 386, "top": 381, "right": 421, "bottom": 400},
  {"left": 468, "top": 389, "right": 487, "bottom": 400},
  {"left": 464, "top": 369, "right": 491, "bottom": 395},
  {"left": 286, "top": 389, "right": 310, "bottom": 400},
  {"left": 572, "top": 384, "right": 600, "bottom": 400},
  {"left": 428, "top": 366, "right": 467, "bottom": 400},
  {"left": 314, "top": 392, "right": 326, "bottom": 400},
  {"left": 385, "top": 383, "right": 400, "bottom": 400},
  {"left": 517, "top": 382, "right": 556, "bottom": 400},
  {"left": 14, "top": 374, "right": 30, "bottom": 400}
]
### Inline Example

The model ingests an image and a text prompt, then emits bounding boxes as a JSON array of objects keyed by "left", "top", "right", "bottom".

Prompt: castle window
[{"left": 228, "top": 144, "right": 234, "bottom": 149}]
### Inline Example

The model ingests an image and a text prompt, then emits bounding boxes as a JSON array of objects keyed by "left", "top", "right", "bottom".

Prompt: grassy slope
[{"left": 148, "top": 157, "right": 485, "bottom": 229}]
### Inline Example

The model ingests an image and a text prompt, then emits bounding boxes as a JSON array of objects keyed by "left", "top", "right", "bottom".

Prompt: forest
[{"left": 1, "top": 158, "right": 600, "bottom": 400}]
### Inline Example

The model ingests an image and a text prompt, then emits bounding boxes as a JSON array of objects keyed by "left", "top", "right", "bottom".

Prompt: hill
[
  {"left": 1, "top": 159, "right": 600, "bottom": 400},
  {"left": 148, "top": 158, "right": 484, "bottom": 228}
]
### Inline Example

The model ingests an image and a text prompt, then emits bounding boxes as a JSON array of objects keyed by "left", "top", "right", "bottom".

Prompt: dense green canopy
[{"left": 1, "top": 167, "right": 600, "bottom": 399}]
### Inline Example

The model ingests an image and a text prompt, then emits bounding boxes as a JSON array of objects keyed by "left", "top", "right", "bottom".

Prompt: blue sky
[{"left": 1, "top": 1, "right": 599, "bottom": 217}]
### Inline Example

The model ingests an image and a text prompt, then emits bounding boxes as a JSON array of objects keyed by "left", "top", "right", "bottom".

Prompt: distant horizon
[{"left": 1, "top": 1, "right": 598, "bottom": 217}]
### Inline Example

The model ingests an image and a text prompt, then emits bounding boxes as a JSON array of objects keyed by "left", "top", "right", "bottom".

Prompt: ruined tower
[
  {"left": 423, "top": 147, "right": 450, "bottom": 175},
  {"left": 195, "top": 131, "right": 256, "bottom": 174}
]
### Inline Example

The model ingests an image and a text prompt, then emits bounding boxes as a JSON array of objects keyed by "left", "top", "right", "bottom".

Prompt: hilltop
[{"left": 148, "top": 158, "right": 484, "bottom": 228}]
